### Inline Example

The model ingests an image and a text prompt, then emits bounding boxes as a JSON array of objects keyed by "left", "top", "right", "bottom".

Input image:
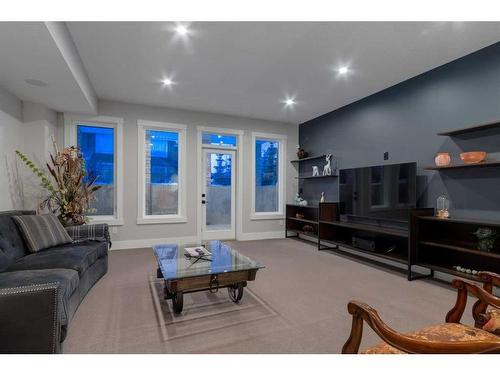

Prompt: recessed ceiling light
[
  {"left": 25, "top": 78, "right": 47, "bottom": 87},
  {"left": 284, "top": 98, "right": 296, "bottom": 107},
  {"left": 338, "top": 66, "right": 349, "bottom": 75},
  {"left": 162, "top": 78, "right": 174, "bottom": 86},
  {"left": 175, "top": 24, "right": 189, "bottom": 36}
]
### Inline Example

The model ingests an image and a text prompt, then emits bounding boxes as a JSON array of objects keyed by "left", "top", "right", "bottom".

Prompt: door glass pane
[
  {"left": 206, "top": 152, "right": 232, "bottom": 231},
  {"left": 145, "top": 129, "right": 179, "bottom": 215},
  {"left": 77, "top": 125, "right": 115, "bottom": 216},
  {"left": 202, "top": 132, "right": 237, "bottom": 147},
  {"left": 255, "top": 139, "right": 279, "bottom": 213}
]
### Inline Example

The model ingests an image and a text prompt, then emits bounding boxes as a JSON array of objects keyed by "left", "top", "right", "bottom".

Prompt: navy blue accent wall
[{"left": 299, "top": 42, "right": 500, "bottom": 220}]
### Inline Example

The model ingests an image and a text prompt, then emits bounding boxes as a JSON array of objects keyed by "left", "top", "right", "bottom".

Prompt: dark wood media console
[
  {"left": 410, "top": 214, "right": 500, "bottom": 282},
  {"left": 286, "top": 203, "right": 416, "bottom": 278},
  {"left": 286, "top": 203, "right": 500, "bottom": 282}
]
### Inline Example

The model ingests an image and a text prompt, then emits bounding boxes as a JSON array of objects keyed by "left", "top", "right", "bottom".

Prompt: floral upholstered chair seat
[
  {"left": 342, "top": 272, "right": 500, "bottom": 354},
  {"left": 362, "top": 323, "right": 499, "bottom": 354}
]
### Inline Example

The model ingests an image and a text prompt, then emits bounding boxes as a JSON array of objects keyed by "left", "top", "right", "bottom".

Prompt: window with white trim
[
  {"left": 77, "top": 124, "right": 115, "bottom": 216},
  {"left": 251, "top": 132, "right": 286, "bottom": 219},
  {"left": 137, "top": 120, "right": 186, "bottom": 224},
  {"left": 66, "top": 116, "right": 124, "bottom": 225}
]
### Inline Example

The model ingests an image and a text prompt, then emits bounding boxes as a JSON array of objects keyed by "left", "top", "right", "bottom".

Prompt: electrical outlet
[
  {"left": 384, "top": 151, "right": 389, "bottom": 160},
  {"left": 111, "top": 227, "right": 118, "bottom": 234},
  {"left": 279, "top": 220, "right": 284, "bottom": 226}
]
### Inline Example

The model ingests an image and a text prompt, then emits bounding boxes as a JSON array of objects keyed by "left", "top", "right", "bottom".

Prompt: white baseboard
[
  {"left": 111, "top": 236, "right": 199, "bottom": 250},
  {"left": 237, "top": 231, "right": 285, "bottom": 241},
  {"left": 111, "top": 231, "right": 285, "bottom": 250}
]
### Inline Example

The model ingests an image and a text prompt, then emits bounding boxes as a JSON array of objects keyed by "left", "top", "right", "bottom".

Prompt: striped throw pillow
[{"left": 12, "top": 214, "right": 73, "bottom": 253}]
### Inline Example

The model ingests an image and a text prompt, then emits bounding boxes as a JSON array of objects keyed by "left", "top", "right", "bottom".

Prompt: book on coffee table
[{"left": 184, "top": 246, "right": 211, "bottom": 258}]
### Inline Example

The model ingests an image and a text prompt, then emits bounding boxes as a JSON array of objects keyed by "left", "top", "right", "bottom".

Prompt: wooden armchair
[{"left": 342, "top": 272, "right": 500, "bottom": 354}]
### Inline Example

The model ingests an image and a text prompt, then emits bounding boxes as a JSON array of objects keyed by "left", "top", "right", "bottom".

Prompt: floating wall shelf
[
  {"left": 295, "top": 174, "right": 338, "bottom": 179},
  {"left": 438, "top": 120, "right": 500, "bottom": 136},
  {"left": 290, "top": 155, "right": 326, "bottom": 163},
  {"left": 424, "top": 160, "right": 500, "bottom": 171}
]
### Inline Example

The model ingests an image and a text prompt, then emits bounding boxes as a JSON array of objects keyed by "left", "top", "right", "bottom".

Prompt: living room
[{"left": 2, "top": 1, "right": 500, "bottom": 373}]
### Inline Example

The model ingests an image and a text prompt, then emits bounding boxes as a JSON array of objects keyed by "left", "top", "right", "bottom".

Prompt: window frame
[
  {"left": 137, "top": 120, "right": 187, "bottom": 224},
  {"left": 251, "top": 131, "right": 286, "bottom": 220},
  {"left": 64, "top": 115, "right": 124, "bottom": 226}
]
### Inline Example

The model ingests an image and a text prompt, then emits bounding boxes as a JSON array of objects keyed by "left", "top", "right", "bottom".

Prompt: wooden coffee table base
[{"left": 158, "top": 269, "right": 257, "bottom": 314}]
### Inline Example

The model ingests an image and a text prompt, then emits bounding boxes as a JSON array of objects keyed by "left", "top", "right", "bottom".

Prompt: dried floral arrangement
[{"left": 16, "top": 139, "right": 101, "bottom": 226}]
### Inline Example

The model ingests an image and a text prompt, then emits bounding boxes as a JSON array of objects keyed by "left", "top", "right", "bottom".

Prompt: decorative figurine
[
  {"left": 312, "top": 166, "right": 319, "bottom": 177},
  {"left": 320, "top": 192, "right": 325, "bottom": 203},
  {"left": 323, "top": 154, "right": 333, "bottom": 176},
  {"left": 436, "top": 195, "right": 450, "bottom": 219},
  {"left": 296, "top": 145, "right": 309, "bottom": 160},
  {"left": 294, "top": 192, "right": 308, "bottom": 206}
]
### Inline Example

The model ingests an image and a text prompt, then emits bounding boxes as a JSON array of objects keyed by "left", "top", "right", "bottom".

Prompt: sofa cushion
[
  {"left": 0, "top": 211, "right": 34, "bottom": 269},
  {"left": 0, "top": 268, "right": 79, "bottom": 325},
  {"left": 362, "top": 323, "right": 500, "bottom": 354},
  {"left": 6, "top": 241, "right": 108, "bottom": 276},
  {"left": 12, "top": 214, "right": 72, "bottom": 253}
]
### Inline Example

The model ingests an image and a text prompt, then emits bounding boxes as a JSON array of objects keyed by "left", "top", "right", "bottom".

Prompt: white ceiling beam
[{"left": 44, "top": 22, "right": 98, "bottom": 114}]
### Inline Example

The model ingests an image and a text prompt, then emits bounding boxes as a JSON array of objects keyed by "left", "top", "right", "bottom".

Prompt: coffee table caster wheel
[
  {"left": 228, "top": 283, "right": 244, "bottom": 303},
  {"left": 172, "top": 291, "right": 183, "bottom": 313}
]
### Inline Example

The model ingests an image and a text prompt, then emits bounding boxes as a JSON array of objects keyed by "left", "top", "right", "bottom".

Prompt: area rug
[{"left": 149, "top": 276, "right": 279, "bottom": 341}]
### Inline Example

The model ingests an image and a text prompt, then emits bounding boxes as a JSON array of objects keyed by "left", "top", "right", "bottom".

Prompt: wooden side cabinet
[{"left": 410, "top": 215, "right": 500, "bottom": 282}]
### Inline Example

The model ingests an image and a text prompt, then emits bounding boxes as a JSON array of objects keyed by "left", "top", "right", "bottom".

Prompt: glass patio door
[{"left": 201, "top": 149, "right": 236, "bottom": 240}]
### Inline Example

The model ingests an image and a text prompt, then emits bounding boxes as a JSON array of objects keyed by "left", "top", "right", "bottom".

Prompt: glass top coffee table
[{"left": 153, "top": 240, "right": 264, "bottom": 313}]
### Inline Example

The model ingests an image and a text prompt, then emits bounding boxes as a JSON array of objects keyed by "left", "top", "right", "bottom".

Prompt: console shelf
[
  {"left": 416, "top": 263, "right": 481, "bottom": 282},
  {"left": 287, "top": 217, "right": 318, "bottom": 225},
  {"left": 419, "top": 240, "right": 500, "bottom": 260},
  {"left": 286, "top": 203, "right": 424, "bottom": 278},
  {"left": 287, "top": 204, "right": 500, "bottom": 282},
  {"left": 319, "top": 220, "right": 408, "bottom": 238},
  {"left": 327, "top": 240, "right": 408, "bottom": 265},
  {"left": 410, "top": 214, "right": 500, "bottom": 282}
]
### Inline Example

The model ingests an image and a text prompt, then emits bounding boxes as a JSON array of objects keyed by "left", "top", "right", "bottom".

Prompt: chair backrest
[{"left": 0, "top": 210, "right": 35, "bottom": 272}]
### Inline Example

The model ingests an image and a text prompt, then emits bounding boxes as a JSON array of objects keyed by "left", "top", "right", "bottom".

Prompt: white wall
[
  {"left": 21, "top": 101, "right": 59, "bottom": 209},
  {"left": 64, "top": 100, "right": 299, "bottom": 247},
  {"left": 0, "top": 86, "right": 61, "bottom": 212},
  {"left": 0, "top": 86, "right": 24, "bottom": 210}
]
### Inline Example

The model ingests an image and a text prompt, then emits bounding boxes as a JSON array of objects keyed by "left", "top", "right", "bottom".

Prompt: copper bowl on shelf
[{"left": 460, "top": 151, "right": 487, "bottom": 164}]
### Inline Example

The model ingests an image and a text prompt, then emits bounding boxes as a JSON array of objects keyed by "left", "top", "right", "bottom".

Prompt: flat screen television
[{"left": 339, "top": 162, "right": 417, "bottom": 223}]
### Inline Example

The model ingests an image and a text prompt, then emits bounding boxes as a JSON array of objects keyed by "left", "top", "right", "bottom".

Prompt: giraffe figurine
[{"left": 323, "top": 154, "right": 332, "bottom": 176}]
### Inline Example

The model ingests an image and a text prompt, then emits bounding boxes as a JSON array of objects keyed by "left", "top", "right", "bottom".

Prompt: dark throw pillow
[{"left": 12, "top": 214, "right": 73, "bottom": 253}]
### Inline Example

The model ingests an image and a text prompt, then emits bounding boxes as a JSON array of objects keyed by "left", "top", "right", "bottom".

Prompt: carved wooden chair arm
[
  {"left": 342, "top": 300, "right": 500, "bottom": 354},
  {"left": 446, "top": 278, "right": 500, "bottom": 324},
  {"left": 478, "top": 272, "right": 500, "bottom": 288},
  {"left": 472, "top": 272, "right": 500, "bottom": 317}
]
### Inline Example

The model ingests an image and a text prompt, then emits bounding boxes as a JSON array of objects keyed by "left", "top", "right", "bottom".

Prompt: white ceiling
[
  {"left": 1, "top": 22, "right": 500, "bottom": 124},
  {"left": 0, "top": 22, "right": 97, "bottom": 114}
]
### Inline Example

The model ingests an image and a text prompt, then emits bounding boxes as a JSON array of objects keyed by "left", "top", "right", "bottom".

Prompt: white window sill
[
  {"left": 87, "top": 217, "right": 124, "bottom": 226},
  {"left": 137, "top": 216, "right": 187, "bottom": 225},
  {"left": 251, "top": 213, "right": 284, "bottom": 221}
]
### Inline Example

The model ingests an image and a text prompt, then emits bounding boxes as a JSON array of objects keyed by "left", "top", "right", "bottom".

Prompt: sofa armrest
[
  {"left": 65, "top": 223, "right": 112, "bottom": 248},
  {"left": 0, "top": 283, "right": 61, "bottom": 353}
]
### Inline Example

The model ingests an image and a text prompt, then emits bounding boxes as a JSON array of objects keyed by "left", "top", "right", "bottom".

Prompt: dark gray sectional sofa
[{"left": 0, "top": 210, "right": 110, "bottom": 353}]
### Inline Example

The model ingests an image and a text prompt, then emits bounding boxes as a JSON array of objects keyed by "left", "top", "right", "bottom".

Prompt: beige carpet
[{"left": 63, "top": 239, "right": 474, "bottom": 353}]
